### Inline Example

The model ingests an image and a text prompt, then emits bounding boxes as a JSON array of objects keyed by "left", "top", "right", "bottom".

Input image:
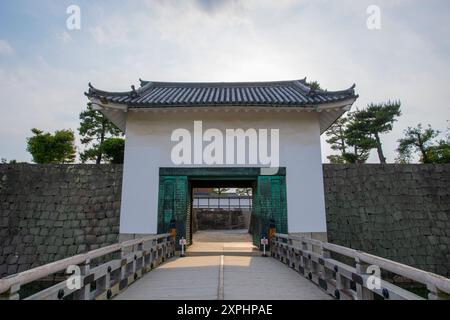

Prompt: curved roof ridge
[
  {"left": 85, "top": 82, "right": 134, "bottom": 98},
  {"left": 292, "top": 79, "right": 356, "bottom": 96},
  {"left": 138, "top": 79, "right": 307, "bottom": 88},
  {"left": 314, "top": 84, "right": 357, "bottom": 96}
]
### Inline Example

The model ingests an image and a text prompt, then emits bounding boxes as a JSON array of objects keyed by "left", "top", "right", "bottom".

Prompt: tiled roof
[{"left": 86, "top": 79, "right": 357, "bottom": 108}]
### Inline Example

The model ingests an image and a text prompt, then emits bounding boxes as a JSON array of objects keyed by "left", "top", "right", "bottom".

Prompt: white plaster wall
[{"left": 119, "top": 110, "right": 326, "bottom": 234}]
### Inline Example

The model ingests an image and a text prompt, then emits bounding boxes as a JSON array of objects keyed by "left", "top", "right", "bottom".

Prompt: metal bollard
[
  {"left": 179, "top": 237, "right": 186, "bottom": 257},
  {"left": 261, "top": 237, "right": 269, "bottom": 257}
]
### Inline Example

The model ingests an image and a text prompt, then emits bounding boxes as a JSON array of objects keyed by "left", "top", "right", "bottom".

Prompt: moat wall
[
  {"left": 0, "top": 165, "right": 122, "bottom": 276},
  {"left": 1, "top": 164, "right": 449, "bottom": 278},
  {"left": 324, "top": 164, "right": 449, "bottom": 277}
]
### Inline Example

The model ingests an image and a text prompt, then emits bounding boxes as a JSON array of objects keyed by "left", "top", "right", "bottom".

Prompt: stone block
[
  {"left": 64, "top": 229, "right": 74, "bottom": 238},
  {"left": 0, "top": 264, "right": 8, "bottom": 276},
  {"left": 73, "top": 229, "right": 84, "bottom": 236},
  {"left": 47, "top": 246, "right": 58, "bottom": 254},
  {"left": 6, "top": 254, "right": 19, "bottom": 265},
  {"left": 22, "top": 235, "right": 33, "bottom": 244},
  {"left": 3, "top": 245, "right": 14, "bottom": 255},
  {"left": 7, "top": 264, "right": 18, "bottom": 275},
  {"left": 75, "top": 235, "right": 85, "bottom": 244},
  {"left": 67, "top": 245, "right": 77, "bottom": 256},
  {"left": 85, "top": 235, "right": 97, "bottom": 244}
]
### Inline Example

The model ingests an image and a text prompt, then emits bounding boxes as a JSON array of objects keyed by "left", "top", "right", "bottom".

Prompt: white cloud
[
  {"left": 0, "top": 39, "right": 14, "bottom": 55},
  {"left": 56, "top": 31, "right": 72, "bottom": 43},
  {"left": 89, "top": 26, "right": 107, "bottom": 44},
  {"left": 0, "top": 56, "right": 92, "bottom": 162}
]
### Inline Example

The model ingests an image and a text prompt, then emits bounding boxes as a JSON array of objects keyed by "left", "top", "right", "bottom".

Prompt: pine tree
[
  {"left": 78, "top": 104, "right": 123, "bottom": 164},
  {"left": 351, "top": 101, "right": 401, "bottom": 163},
  {"left": 397, "top": 124, "right": 440, "bottom": 163}
]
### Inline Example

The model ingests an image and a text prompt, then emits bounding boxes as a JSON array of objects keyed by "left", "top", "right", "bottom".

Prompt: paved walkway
[{"left": 115, "top": 230, "right": 331, "bottom": 300}]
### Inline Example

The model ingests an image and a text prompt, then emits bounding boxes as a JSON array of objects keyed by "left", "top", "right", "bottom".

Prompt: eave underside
[{"left": 91, "top": 99, "right": 355, "bottom": 135}]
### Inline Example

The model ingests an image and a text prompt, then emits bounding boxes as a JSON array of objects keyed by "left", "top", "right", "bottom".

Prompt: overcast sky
[{"left": 0, "top": 0, "right": 449, "bottom": 163}]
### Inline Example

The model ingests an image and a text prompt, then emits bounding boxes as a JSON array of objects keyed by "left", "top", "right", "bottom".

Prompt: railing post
[
  {"left": 152, "top": 239, "right": 158, "bottom": 267},
  {"left": 427, "top": 284, "right": 449, "bottom": 300},
  {"left": 284, "top": 237, "right": 290, "bottom": 265},
  {"left": 355, "top": 257, "right": 374, "bottom": 300},
  {"left": 119, "top": 245, "right": 129, "bottom": 293},
  {"left": 274, "top": 236, "right": 279, "bottom": 259},
  {"left": 270, "top": 235, "right": 276, "bottom": 257},
  {"left": 74, "top": 259, "right": 91, "bottom": 300},
  {"left": 138, "top": 241, "right": 146, "bottom": 274},
  {"left": 302, "top": 240, "right": 311, "bottom": 277},
  {"left": 0, "top": 283, "right": 20, "bottom": 300},
  {"left": 319, "top": 248, "right": 332, "bottom": 293},
  {"left": 96, "top": 267, "right": 111, "bottom": 300},
  {"left": 142, "top": 239, "right": 151, "bottom": 274},
  {"left": 131, "top": 242, "right": 142, "bottom": 279}
]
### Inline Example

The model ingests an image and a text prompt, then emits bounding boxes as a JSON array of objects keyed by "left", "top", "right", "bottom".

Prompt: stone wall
[
  {"left": 193, "top": 209, "right": 251, "bottom": 231},
  {"left": 1, "top": 164, "right": 449, "bottom": 278},
  {"left": 0, "top": 165, "right": 122, "bottom": 277},
  {"left": 324, "top": 164, "right": 450, "bottom": 277}
]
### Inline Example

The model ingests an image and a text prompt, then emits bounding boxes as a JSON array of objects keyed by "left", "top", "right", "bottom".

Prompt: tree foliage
[
  {"left": 426, "top": 143, "right": 450, "bottom": 164},
  {"left": 397, "top": 123, "right": 450, "bottom": 164},
  {"left": 326, "top": 113, "right": 372, "bottom": 164},
  {"left": 1, "top": 158, "right": 24, "bottom": 164},
  {"left": 325, "top": 101, "right": 401, "bottom": 164},
  {"left": 212, "top": 188, "right": 230, "bottom": 195},
  {"left": 342, "top": 111, "right": 375, "bottom": 163},
  {"left": 348, "top": 101, "right": 401, "bottom": 163},
  {"left": 78, "top": 104, "right": 123, "bottom": 164},
  {"left": 26, "top": 128, "right": 76, "bottom": 164},
  {"left": 235, "top": 188, "right": 252, "bottom": 196},
  {"left": 326, "top": 117, "right": 348, "bottom": 163},
  {"left": 306, "top": 80, "right": 322, "bottom": 90},
  {"left": 397, "top": 124, "right": 440, "bottom": 163},
  {"left": 102, "top": 138, "right": 125, "bottom": 164}
]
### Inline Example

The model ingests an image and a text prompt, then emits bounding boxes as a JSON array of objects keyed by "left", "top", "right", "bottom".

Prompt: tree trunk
[
  {"left": 354, "top": 146, "right": 360, "bottom": 164},
  {"left": 417, "top": 133, "right": 429, "bottom": 163},
  {"left": 374, "top": 133, "right": 386, "bottom": 164},
  {"left": 419, "top": 143, "right": 429, "bottom": 163},
  {"left": 339, "top": 126, "right": 347, "bottom": 156},
  {"left": 96, "top": 122, "right": 106, "bottom": 164}
]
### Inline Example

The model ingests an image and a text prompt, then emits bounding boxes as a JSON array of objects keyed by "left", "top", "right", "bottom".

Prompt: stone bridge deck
[{"left": 115, "top": 230, "right": 330, "bottom": 300}]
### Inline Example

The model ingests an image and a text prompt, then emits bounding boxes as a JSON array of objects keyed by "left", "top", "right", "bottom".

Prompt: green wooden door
[
  {"left": 158, "top": 175, "right": 190, "bottom": 246},
  {"left": 252, "top": 175, "right": 288, "bottom": 246}
]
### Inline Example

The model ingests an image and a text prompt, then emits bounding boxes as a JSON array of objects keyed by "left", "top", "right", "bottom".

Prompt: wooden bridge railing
[
  {"left": 0, "top": 234, "right": 175, "bottom": 300},
  {"left": 272, "top": 233, "right": 450, "bottom": 300}
]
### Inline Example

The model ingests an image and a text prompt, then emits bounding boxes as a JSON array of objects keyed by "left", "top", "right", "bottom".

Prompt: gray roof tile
[{"left": 86, "top": 79, "right": 357, "bottom": 108}]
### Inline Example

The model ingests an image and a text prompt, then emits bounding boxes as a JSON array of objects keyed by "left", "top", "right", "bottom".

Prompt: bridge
[{"left": 1, "top": 230, "right": 449, "bottom": 300}]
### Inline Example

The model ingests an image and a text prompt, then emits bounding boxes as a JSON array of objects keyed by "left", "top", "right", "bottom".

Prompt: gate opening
[
  {"left": 157, "top": 168, "right": 288, "bottom": 249},
  {"left": 191, "top": 180, "right": 253, "bottom": 245}
]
